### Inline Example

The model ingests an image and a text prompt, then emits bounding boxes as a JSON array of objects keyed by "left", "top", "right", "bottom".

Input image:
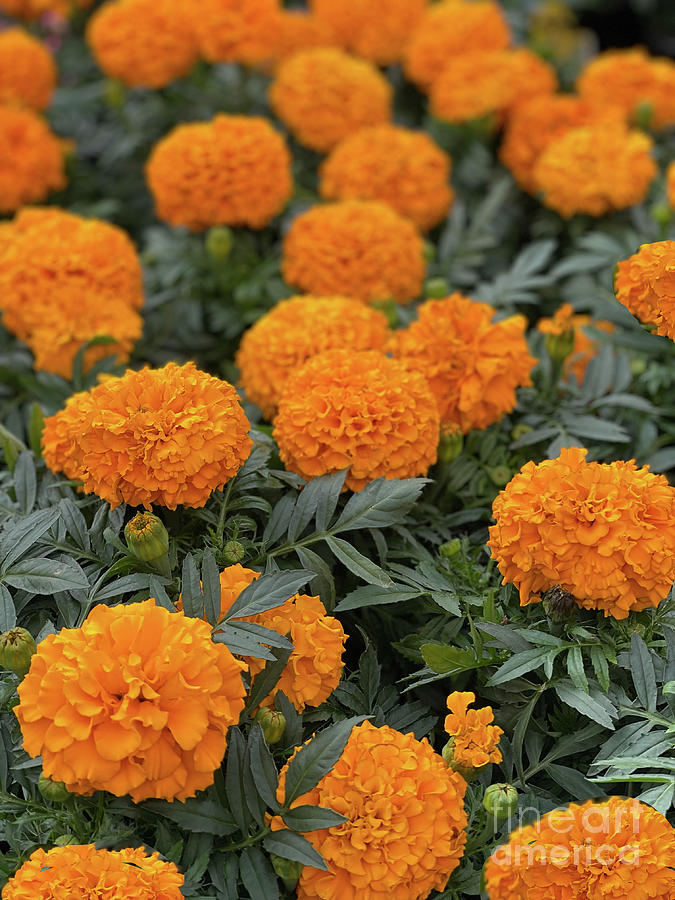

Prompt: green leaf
[
  {"left": 13, "top": 452, "right": 36, "bottom": 515},
  {"left": 324, "top": 536, "right": 393, "bottom": 587},
  {"left": 141, "top": 799, "right": 237, "bottom": 836},
  {"left": 0, "top": 506, "right": 60, "bottom": 568},
  {"left": 589, "top": 645, "right": 610, "bottom": 692},
  {"left": 58, "top": 498, "right": 90, "bottom": 552},
  {"left": 93, "top": 574, "right": 160, "bottom": 602},
  {"left": 226, "top": 570, "right": 311, "bottom": 620},
  {"left": 243, "top": 644, "right": 294, "bottom": 718},
  {"left": 181, "top": 553, "right": 203, "bottom": 619},
  {"left": 0, "top": 585, "right": 16, "bottom": 631},
  {"left": 263, "top": 494, "right": 297, "bottom": 546},
  {"left": 281, "top": 805, "right": 347, "bottom": 832},
  {"left": 287, "top": 471, "right": 346, "bottom": 541},
  {"left": 477, "top": 622, "right": 533, "bottom": 653},
  {"left": 421, "top": 644, "right": 479, "bottom": 674},
  {"left": 201, "top": 549, "right": 222, "bottom": 626},
  {"left": 555, "top": 681, "right": 616, "bottom": 730},
  {"left": 630, "top": 632, "right": 657, "bottom": 711},
  {"left": 213, "top": 624, "right": 278, "bottom": 660},
  {"left": 560, "top": 414, "right": 630, "bottom": 444},
  {"left": 263, "top": 830, "right": 328, "bottom": 871},
  {"left": 566, "top": 646, "right": 588, "bottom": 692},
  {"left": 314, "top": 470, "right": 347, "bottom": 532},
  {"left": 546, "top": 764, "right": 605, "bottom": 801},
  {"left": 334, "top": 585, "right": 419, "bottom": 613},
  {"left": 225, "top": 727, "right": 252, "bottom": 834},
  {"left": 332, "top": 477, "right": 428, "bottom": 532},
  {"left": 247, "top": 725, "right": 279, "bottom": 812},
  {"left": 239, "top": 847, "right": 279, "bottom": 900},
  {"left": 487, "top": 649, "right": 550, "bottom": 686},
  {"left": 2, "top": 557, "right": 88, "bottom": 594}
]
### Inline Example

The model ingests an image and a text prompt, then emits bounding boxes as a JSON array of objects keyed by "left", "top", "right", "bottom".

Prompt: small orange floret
[
  {"left": 488, "top": 447, "right": 675, "bottom": 618},
  {"left": 537, "top": 303, "right": 614, "bottom": 384},
  {"left": 0, "top": 106, "right": 66, "bottom": 213},
  {"left": 194, "top": 0, "right": 281, "bottom": 65},
  {"left": 236, "top": 295, "right": 390, "bottom": 420},
  {"left": 320, "top": 124, "right": 453, "bottom": 231},
  {"left": 614, "top": 241, "right": 675, "bottom": 340},
  {"left": 146, "top": 114, "right": 292, "bottom": 231},
  {"left": 0, "top": 27, "right": 56, "bottom": 111},
  {"left": 42, "top": 361, "right": 253, "bottom": 509},
  {"left": 269, "top": 48, "right": 391, "bottom": 153},
  {"left": 282, "top": 201, "right": 425, "bottom": 304},
  {"left": 274, "top": 348, "right": 440, "bottom": 492},
  {"left": 0, "top": 0, "right": 92, "bottom": 19},
  {"left": 445, "top": 691, "right": 503, "bottom": 769}
]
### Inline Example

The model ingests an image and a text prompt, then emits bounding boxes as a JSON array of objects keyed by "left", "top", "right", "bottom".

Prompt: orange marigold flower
[
  {"left": 403, "top": 0, "right": 510, "bottom": 91},
  {"left": 319, "top": 125, "right": 453, "bottom": 231},
  {"left": 236, "top": 295, "right": 389, "bottom": 420},
  {"left": 282, "top": 201, "right": 425, "bottom": 304},
  {"left": 87, "top": 0, "right": 199, "bottom": 89},
  {"left": 272, "top": 721, "right": 468, "bottom": 900},
  {"left": 444, "top": 691, "right": 503, "bottom": 769},
  {"left": 0, "top": 106, "right": 66, "bottom": 213},
  {"left": 269, "top": 48, "right": 391, "bottom": 153},
  {"left": 42, "top": 361, "right": 252, "bottom": 509},
  {"left": 488, "top": 446, "right": 675, "bottom": 618},
  {"left": 537, "top": 303, "right": 614, "bottom": 384},
  {"left": 146, "top": 114, "right": 292, "bottom": 231},
  {"left": 15, "top": 599, "right": 247, "bottom": 802},
  {"left": 193, "top": 0, "right": 281, "bottom": 65},
  {"left": 0, "top": 0, "right": 92, "bottom": 19},
  {"left": 0, "top": 27, "right": 56, "bottom": 111},
  {"left": 577, "top": 47, "right": 675, "bottom": 130},
  {"left": 309, "top": 0, "right": 428, "bottom": 66},
  {"left": 3, "top": 844, "right": 184, "bottom": 898},
  {"left": 614, "top": 241, "right": 675, "bottom": 329},
  {"left": 0, "top": 207, "right": 143, "bottom": 378},
  {"left": 430, "top": 48, "right": 557, "bottom": 125},
  {"left": 274, "top": 348, "right": 439, "bottom": 491},
  {"left": 273, "top": 10, "right": 338, "bottom": 63},
  {"left": 485, "top": 797, "right": 675, "bottom": 900},
  {"left": 533, "top": 124, "right": 657, "bottom": 217},
  {"left": 390, "top": 294, "right": 536, "bottom": 434}
]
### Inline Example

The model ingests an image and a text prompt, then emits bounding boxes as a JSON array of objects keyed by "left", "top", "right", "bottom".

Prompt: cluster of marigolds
[{"left": 1, "top": 0, "right": 675, "bottom": 898}]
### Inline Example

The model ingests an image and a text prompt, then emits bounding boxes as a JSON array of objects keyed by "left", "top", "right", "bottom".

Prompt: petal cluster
[
  {"left": 0, "top": 106, "right": 66, "bottom": 213},
  {"left": 488, "top": 447, "right": 675, "bottom": 618},
  {"left": 273, "top": 10, "right": 337, "bottom": 63},
  {"left": 444, "top": 691, "right": 503, "bottom": 769},
  {"left": 0, "top": 27, "right": 56, "bottom": 111},
  {"left": 42, "top": 361, "right": 253, "bottom": 509},
  {"left": 194, "top": 0, "right": 281, "bottom": 65},
  {"left": 537, "top": 303, "right": 614, "bottom": 384},
  {"left": 614, "top": 241, "right": 675, "bottom": 339}
]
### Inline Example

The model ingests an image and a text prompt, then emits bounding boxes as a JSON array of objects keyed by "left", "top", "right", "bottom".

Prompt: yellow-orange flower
[
  {"left": 537, "top": 303, "right": 614, "bottom": 384},
  {"left": 236, "top": 295, "right": 389, "bottom": 420},
  {"left": 310, "top": 0, "right": 427, "bottom": 65},
  {"left": 444, "top": 691, "right": 503, "bottom": 770},
  {"left": 273, "top": 10, "right": 338, "bottom": 63},
  {"left": 488, "top": 447, "right": 675, "bottom": 618},
  {"left": 87, "top": 0, "right": 198, "bottom": 89},
  {"left": 15, "top": 599, "right": 247, "bottom": 802},
  {"left": 3, "top": 844, "right": 184, "bottom": 898},
  {"left": 614, "top": 241, "right": 675, "bottom": 329},
  {"left": 42, "top": 362, "right": 253, "bottom": 509},
  {"left": 577, "top": 48, "right": 675, "bottom": 130},
  {"left": 319, "top": 125, "right": 453, "bottom": 231},
  {"left": 430, "top": 49, "right": 557, "bottom": 125},
  {"left": 0, "top": 28, "right": 56, "bottom": 111},
  {"left": 282, "top": 201, "right": 425, "bottom": 304},
  {"left": 269, "top": 48, "right": 391, "bottom": 153},
  {"left": 146, "top": 114, "right": 292, "bottom": 231},
  {"left": 403, "top": 0, "right": 510, "bottom": 90},
  {"left": 0, "top": 207, "right": 143, "bottom": 378},
  {"left": 390, "top": 294, "right": 536, "bottom": 434},
  {"left": 533, "top": 124, "right": 656, "bottom": 217},
  {"left": 274, "top": 348, "right": 439, "bottom": 491},
  {"left": 0, "top": 0, "right": 92, "bottom": 19},
  {"left": 0, "top": 106, "right": 66, "bottom": 213},
  {"left": 193, "top": 0, "right": 281, "bottom": 65},
  {"left": 272, "top": 721, "right": 468, "bottom": 900},
  {"left": 485, "top": 797, "right": 675, "bottom": 900}
]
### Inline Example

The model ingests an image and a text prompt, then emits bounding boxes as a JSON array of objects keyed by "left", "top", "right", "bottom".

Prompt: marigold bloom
[
  {"left": 577, "top": 48, "right": 675, "bottom": 130},
  {"left": 273, "top": 10, "right": 337, "bottom": 63},
  {"left": 42, "top": 362, "right": 252, "bottom": 509},
  {"left": 488, "top": 446, "right": 675, "bottom": 618},
  {"left": 272, "top": 721, "right": 468, "bottom": 900},
  {"left": 0, "top": 28, "right": 56, "bottom": 111},
  {"left": 0, "top": 106, "right": 66, "bottom": 213},
  {"left": 537, "top": 303, "right": 614, "bottom": 384},
  {"left": 146, "top": 114, "right": 292, "bottom": 231},
  {"left": 236, "top": 295, "right": 389, "bottom": 420},
  {"left": 15, "top": 599, "right": 247, "bottom": 802},
  {"left": 274, "top": 348, "right": 439, "bottom": 491},
  {"left": 444, "top": 691, "right": 503, "bottom": 769},
  {"left": 269, "top": 48, "right": 391, "bottom": 153},
  {"left": 430, "top": 49, "right": 557, "bottom": 125},
  {"left": 194, "top": 0, "right": 281, "bottom": 65},
  {"left": 310, "top": 0, "right": 427, "bottom": 65},
  {"left": 390, "top": 294, "right": 536, "bottom": 434},
  {"left": 282, "top": 201, "right": 425, "bottom": 304},
  {"left": 614, "top": 241, "right": 675, "bottom": 329},
  {"left": 485, "top": 797, "right": 675, "bottom": 900},
  {"left": 319, "top": 125, "right": 453, "bottom": 231},
  {"left": 0, "top": 0, "right": 92, "bottom": 18},
  {"left": 3, "top": 844, "right": 184, "bottom": 898},
  {"left": 533, "top": 124, "right": 656, "bottom": 217},
  {"left": 403, "top": 0, "right": 510, "bottom": 90},
  {"left": 87, "top": 0, "right": 198, "bottom": 89}
]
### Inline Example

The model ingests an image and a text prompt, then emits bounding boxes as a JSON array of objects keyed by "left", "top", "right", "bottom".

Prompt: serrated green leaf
[
  {"left": 226, "top": 570, "right": 311, "bottom": 620},
  {"left": 3, "top": 557, "right": 88, "bottom": 594},
  {"left": 332, "top": 478, "right": 428, "bottom": 532},
  {"left": 280, "top": 804, "right": 347, "bottom": 832},
  {"left": 589, "top": 645, "right": 610, "bottom": 692},
  {"left": 487, "top": 649, "right": 550, "bottom": 686},
  {"left": 141, "top": 799, "right": 237, "bottom": 836},
  {"left": 225, "top": 727, "right": 252, "bottom": 834},
  {"left": 334, "top": 585, "right": 419, "bottom": 613},
  {"left": 247, "top": 725, "right": 279, "bottom": 812},
  {"left": 13, "top": 452, "right": 36, "bottom": 515},
  {"left": 421, "top": 644, "right": 479, "bottom": 674},
  {"left": 0, "top": 506, "right": 60, "bottom": 568},
  {"left": 555, "top": 681, "right": 616, "bottom": 730},
  {"left": 324, "top": 536, "right": 392, "bottom": 587},
  {"left": 566, "top": 646, "right": 588, "bottom": 692},
  {"left": 630, "top": 632, "right": 657, "bottom": 711},
  {"left": 201, "top": 549, "right": 221, "bottom": 626},
  {"left": 262, "top": 829, "right": 327, "bottom": 871},
  {"left": 181, "top": 553, "right": 203, "bottom": 619},
  {"left": 0, "top": 585, "right": 16, "bottom": 631},
  {"left": 239, "top": 847, "right": 279, "bottom": 900}
]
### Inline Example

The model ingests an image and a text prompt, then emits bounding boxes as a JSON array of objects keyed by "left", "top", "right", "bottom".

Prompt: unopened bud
[
  {"left": 38, "top": 774, "right": 70, "bottom": 803},
  {"left": 0, "top": 628, "right": 37, "bottom": 677},
  {"left": 488, "top": 465, "right": 512, "bottom": 487},
  {"left": 425, "top": 276, "right": 449, "bottom": 299},
  {"left": 483, "top": 783, "right": 518, "bottom": 820},
  {"left": 255, "top": 707, "right": 286, "bottom": 745},
  {"left": 545, "top": 328, "right": 575, "bottom": 365},
  {"left": 439, "top": 539, "right": 461, "bottom": 559},
  {"left": 222, "top": 540, "right": 245, "bottom": 565},
  {"left": 422, "top": 240, "right": 436, "bottom": 263},
  {"left": 438, "top": 428, "right": 463, "bottom": 464},
  {"left": 650, "top": 203, "right": 671, "bottom": 229},
  {"left": 543, "top": 585, "right": 577, "bottom": 623},
  {"left": 441, "top": 738, "right": 479, "bottom": 782},
  {"left": 125, "top": 512, "right": 169, "bottom": 563},
  {"left": 206, "top": 226, "right": 234, "bottom": 261},
  {"left": 511, "top": 424, "right": 532, "bottom": 442},
  {"left": 633, "top": 100, "right": 653, "bottom": 131},
  {"left": 270, "top": 853, "right": 303, "bottom": 891}
]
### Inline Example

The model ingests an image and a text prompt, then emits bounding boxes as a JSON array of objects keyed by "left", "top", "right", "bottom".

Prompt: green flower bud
[
  {"left": 441, "top": 738, "right": 479, "bottom": 782},
  {"left": 483, "top": 783, "right": 518, "bottom": 820},
  {"left": 425, "top": 276, "right": 449, "bottom": 299},
  {"left": 511, "top": 424, "right": 532, "bottom": 441},
  {"left": 222, "top": 540, "right": 245, "bottom": 565},
  {"left": 270, "top": 853, "right": 303, "bottom": 891},
  {"left": 630, "top": 357, "right": 647, "bottom": 376},
  {"left": 488, "top": 465, "right": 512, "bottom": 487},
  {"left": 438, "top": 428, "right": 463, "bottom": 464},
  {"left": 545, "top": 328, "right": 575, "bottom": 365},
  {"left": 125, "top": 512, "right": 169, "bottom": 563},
  {"left": 543, "top": 585, "right": 577, "bottom": 623},
  {"left": 633, "top": 100, "right": 653, "bottom": 131},
  {"left": 650, "top": 203, "right": 671, "bottom": 230},
  {"left": 104, "top": 78, "right": 126, "bottom": 109},
  {"left": 38, "top": 774, "right": 70, "bottom": 804},
  {"left": 0, "top": 628, "right": 37, "bottom": 677},
  {"left": 255, "top": 707, "right": 286, "bottom": 744},
  {"left": 422, "top": 240, "right": 436, "bottom": 263},
  {"left": 439, "top": 538, "right": 461, "bottom": 559},
  {"left": 206, "top": 226, "right": 234, "bottom": 261}
]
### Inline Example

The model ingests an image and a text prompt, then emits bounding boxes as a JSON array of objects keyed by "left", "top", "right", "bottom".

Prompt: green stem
[
  {"left": 216, "top": 482, "right": 234, "bottom": 545},
  {"left": 222, "top": 824, "right": 271, "bottom": 853}
]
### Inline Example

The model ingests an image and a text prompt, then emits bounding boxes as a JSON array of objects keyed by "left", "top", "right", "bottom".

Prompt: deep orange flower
[
  {"left": 390, "top": 294, "right": 536, "bottom": 434},
  {"left": 42, "top": 361, "right": 253, "bottom": 509},
  {"left": 282, "top": 201, "right": 425, "bottom": 304},
  {"left": 444, "top": 691, "right": 503, "bottom": 770},
  {"left": 15, "top": 599, "right": 247, "bottom": 802},
  {"left": 0, "top": 207, "right": 143, "bottom": 378},
  {"left": 274, "top": 348, "right": 439, "bottom": 491},
  {"left": 319, "top": 125, "right": 453, "bottom": 231},
  {"left": 429, "top": 49, "right": 557, "bottom": 125},
  {"left": 0, "top": 0, "right": 92, "bottom": 19},
  {"left": 488, "top": 447, "right": 675, "bottom": 618},
  {"left": 403, "top": 0, "right": 510, "bottom": 90},
  {"left": 614, "top": 241, "right": 675, "bottom": 340},
  {"left": 309, "top": 0, "right": 427, "bottom": 66},
  {"left": 273, "top": 10, "right": 337, "bottom": 63},
  {"left": 272, "top": 721, "right": 468, "bottom": 900},
  {"left": 236, "top": 295, "right": 389, "bottom": 420},
  {"left": 146, "top": 114, "right": 292, "bottom": 231},
  {"left": 0, "top": 106, "right": 66, "bottom": 213},
  {"left": 269, "top": 48, "right": 391, "bottom": 153},
  {"left": 485, "top": 797, "right": 675, "bottom": 900},
  {"left": 0, "top": 28, "right": 56, "bottom": 111},
  {"left": 533, "top": 124, "right": 656, "bottom": 217},
  {"left": 3, "top": 844, "right": 184, "bottom": 898},
  {"left": 537, "top": 303, "right": 614, "bottom": 384},
  {"left": 87, "top": 0, "right": 198, "bottom": 89},
  {"left": 194, "top": 0, "right": 281, "bottom": 65}
]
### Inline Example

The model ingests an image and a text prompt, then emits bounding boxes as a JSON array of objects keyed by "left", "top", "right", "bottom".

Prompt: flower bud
[
  {"left": 511, "top": 424, "right": 532, "bottom": 442},
  {"left": 0, "top": 628, "right": 37, "bottom": 677},
  {"left": 125, "top": 512, "right": 169, "bottom": 563},
  {"left": 104, "top": 78, "right": 126, "bottom": 109},
  {"left": 488, "top": 465, "right": 512, "bottom": 487},
  {"left": 630, "top": 357, "right": 647, "bottom": 376},
  {"left": 441, "top": 738, "right": 479, "bottom": 782},
  {"left": 633, "top": 100, "right": 653, "bottom": 131},
  {"left": 222, "top": 540, "right": 245, "bottom": 565},
  {"left": 270, "top": 853, "right": 303, "bottom": 891},
  {"left": 439, "top": 538, "right": 461, "bottom": 559},
  {"left": 438, "top": 427, "right": 463, "bottom": 464},
  {"left": 545, "top": 328, "right": 575, "bottom": 365},
  {"left": 38, "top": 774, "right": 70, "bottom": 803},
  {"left": 255, "top": 707, "right": 286, "bottom": 744},
  {"left": 206, "top": 226, "right": 234, "bottom": 261},
  {"left": 543, "top": 585, "right": 576, "bottom": 622},
  {"left": 483, "top": 783, "right": 518, "bottom": 820},
  {"left": 425, "top": 276, "right": 449, "bottom": 299},
  {"left": 650, "top": 203, "right": 671, "bottom": 230}
]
